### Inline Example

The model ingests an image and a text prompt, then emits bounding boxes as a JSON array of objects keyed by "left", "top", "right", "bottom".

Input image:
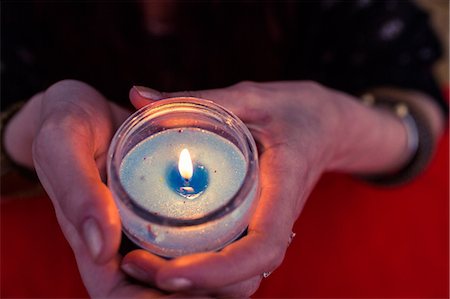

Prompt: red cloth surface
[{"left": 1, "top": 130, "right": 448, "bottom": 298}]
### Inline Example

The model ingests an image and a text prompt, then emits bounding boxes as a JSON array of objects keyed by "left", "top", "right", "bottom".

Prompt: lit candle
[
  {"left": 167, "top": 148, "right": 208, "bottom": 199},
  {"left": 120, "top": 128, "right": 247, "bottom": 221},
  {"left": 108, "top": 98, "right": 259, "bottom": 257}
]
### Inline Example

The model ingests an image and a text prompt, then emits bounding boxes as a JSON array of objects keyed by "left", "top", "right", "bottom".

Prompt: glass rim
[{"left": 107, "top": 97, "right": 259, "bottom": 227}]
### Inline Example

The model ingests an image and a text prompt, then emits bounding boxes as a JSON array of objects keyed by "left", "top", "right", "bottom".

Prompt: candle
[
  {"left": 108, "top": 98, "right": 259, "bottom": 257},
  {"left": 120, "top": 128, "right": 247, "bottom": 220}
]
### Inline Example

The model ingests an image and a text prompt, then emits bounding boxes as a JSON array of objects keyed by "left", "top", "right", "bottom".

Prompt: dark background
[{"left": 1, "top": 1, "right": 446, "bottom": 112}]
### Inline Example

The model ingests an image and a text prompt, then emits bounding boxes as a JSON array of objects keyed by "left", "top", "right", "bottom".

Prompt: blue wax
[{"left": 166, "top": 163, "right": 209, "bottom": 199}]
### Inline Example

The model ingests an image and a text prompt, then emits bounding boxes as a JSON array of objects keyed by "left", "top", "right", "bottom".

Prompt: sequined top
[{"left": 1, "top": 0, "right": 447, "bottom": 112}]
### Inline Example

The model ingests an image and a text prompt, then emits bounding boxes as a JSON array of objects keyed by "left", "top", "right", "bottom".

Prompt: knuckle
[
  {"left": 43, "top": 80, "right": 103, "bottom": 112},
  {"left": 230, "top": 81, "right": 265, "bottom": 102},
  {"left": 45, "top": 79, "right": 90, "bottom": 95},
  {"left": 232, "top": 80, "right": 259, "bottom": 91},
  {"left": 38, "top": 111, "right": 92, "bottom": 143},
  {"left": 32, "top": 114, "right": 93, "bottom": 170},
  {"left": 56, "top": 109, "right": 91, "bottom": 133}
]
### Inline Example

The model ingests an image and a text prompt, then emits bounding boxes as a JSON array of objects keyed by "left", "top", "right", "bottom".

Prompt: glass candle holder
[{"left": 107, "top": 97, "right": 259, "bottom": 258}]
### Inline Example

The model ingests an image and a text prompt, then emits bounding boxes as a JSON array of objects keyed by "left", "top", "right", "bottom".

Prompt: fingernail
[
  {"left": 82, "top": 218, "right": 103, "bottom": 260},
  {"left": 133, "top": 86, "right": 163, "bottom": 100},
  {"left": 122, "top": 263, "right": 149, "bottom": 281},
  {"left": 162, "top": 277, "right": 193, "bottom": 291}
]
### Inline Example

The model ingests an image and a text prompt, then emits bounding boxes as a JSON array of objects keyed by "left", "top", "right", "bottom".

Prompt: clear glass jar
[{"left": 107, "top": 97, "right": 259, "bottom": 257}]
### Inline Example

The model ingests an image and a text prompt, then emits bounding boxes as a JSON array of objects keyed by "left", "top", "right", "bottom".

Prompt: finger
[
  {"left": 129, "top": 84, "right": 270, "bottom": 124},
  {"left": 123, "top": 251, "right": 261, "bottom": 297},
  {"left": 121, "top": 249, "right": 168, "bottom": 283},
  {"left": 129, "top": 84, "right": 248, "bottom": 116},
  {"left": 128, "top": 146, "right": 302, "bottom": 291},
  {"left": 32, "top": 80, "right": 121, "bottom": 263},
  {"left": 76, "top": 253, "right": 165, "bottom": 298}
]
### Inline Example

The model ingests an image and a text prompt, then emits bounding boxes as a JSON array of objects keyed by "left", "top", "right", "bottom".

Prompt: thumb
[
  {"left": 129, "top": 85, "right": 268, "bottom": 124},
  {"left": 129, "top": 85, "right": 242, "bottom": 112}
]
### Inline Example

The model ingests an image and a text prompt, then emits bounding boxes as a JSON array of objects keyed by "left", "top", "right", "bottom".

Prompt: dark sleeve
[{"left": 290, "top": 0, "right": 447, "bottom": 114}]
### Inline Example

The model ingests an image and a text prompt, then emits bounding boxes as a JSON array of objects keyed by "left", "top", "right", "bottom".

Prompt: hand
[
  {"left": 3, "top": 80, "right": 186, "bottom": 298},
  {"left": 6, "top": 80, "right": 442, "bottom": 298},
  {"left": 120, "top": 81, "right": 417, "bottom": 297}
]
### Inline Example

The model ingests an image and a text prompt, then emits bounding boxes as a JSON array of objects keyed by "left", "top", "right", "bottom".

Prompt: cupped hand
[
  {"left": 4, "top": 80, "right": 193, "bottom": 298},
  {"left": 121, "top": 81, "right": 376, "bottom": 297}
]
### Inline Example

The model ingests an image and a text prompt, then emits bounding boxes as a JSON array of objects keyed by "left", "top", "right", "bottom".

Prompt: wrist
[
  {"left": 356, "top": 91, "right": 441, "bottom": 185},
  {"left": 326, "top": 86, "right": 443, "bottom": 184},
  {"left": 326, "top": 91, "right": 410, "bottom": 174}
]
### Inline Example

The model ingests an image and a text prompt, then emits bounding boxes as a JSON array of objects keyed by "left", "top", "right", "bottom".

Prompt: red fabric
[
  {"left": 254, "top": 130, "right": 449, "bottom": 298},
  {"left": 2, "top": 125, "right": 448, "bottom": 298}
]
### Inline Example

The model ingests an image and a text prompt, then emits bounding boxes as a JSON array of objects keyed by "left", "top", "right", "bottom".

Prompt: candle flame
[{"left": 178, "top": 148, "right": 193, "bottom": 180}]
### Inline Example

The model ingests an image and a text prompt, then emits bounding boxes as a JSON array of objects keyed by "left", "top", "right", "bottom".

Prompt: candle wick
[{"left": 180, "top": 186, "right": 195, "bottom": 193}]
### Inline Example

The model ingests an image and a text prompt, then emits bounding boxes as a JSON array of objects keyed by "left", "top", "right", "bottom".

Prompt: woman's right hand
[
  {"left": 121, "top": 81, "right": 444, "bottom": 297},
  {"left": 3, "top": 79, "right": 180, "bottom": 298}
]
